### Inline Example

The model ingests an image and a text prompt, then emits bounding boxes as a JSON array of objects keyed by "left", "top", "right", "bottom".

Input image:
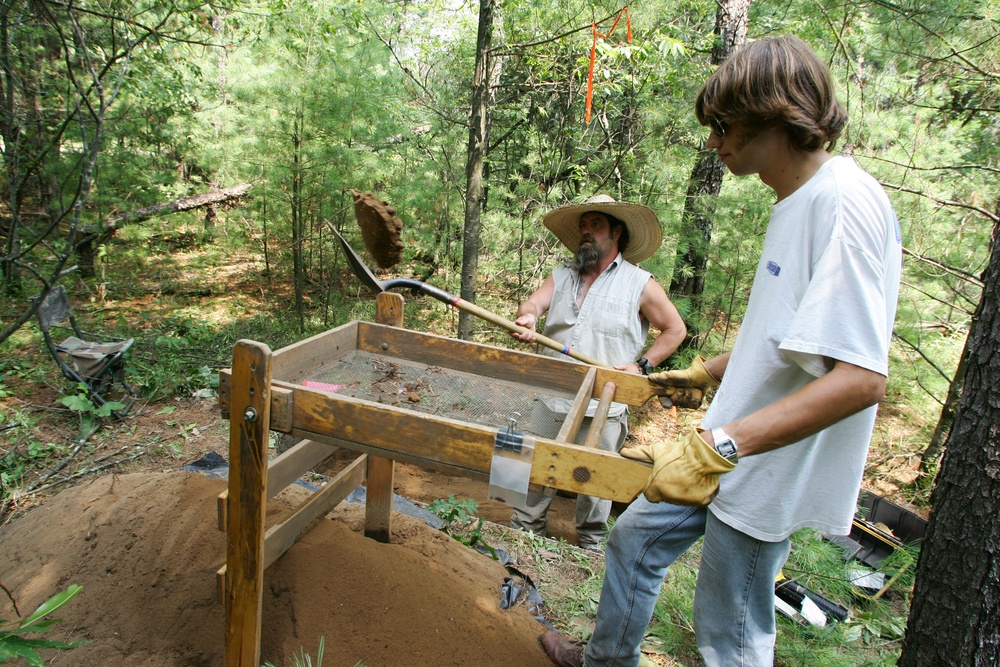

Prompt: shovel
[{"left": 331, "top": 226, "right": 609, "bottom": 368}]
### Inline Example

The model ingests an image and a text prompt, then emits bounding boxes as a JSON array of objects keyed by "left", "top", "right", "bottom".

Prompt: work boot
[{"left": 538, "top": 631, "right": 584, "bottom": 667}]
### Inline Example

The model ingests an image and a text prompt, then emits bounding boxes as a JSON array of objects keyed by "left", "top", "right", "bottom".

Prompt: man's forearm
[
  {"left": 644, "top": 328, "right": 687, "bottom": 367},
  {"left": 721, "top": 360, "right": 885, "bottom": 457},
  {"left": 704, "top": 352, "right": 731, "bottom": 381}
]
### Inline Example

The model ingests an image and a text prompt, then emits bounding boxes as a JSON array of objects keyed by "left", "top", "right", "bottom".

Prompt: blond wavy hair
[{"left": 695, "top": 35, "right": 847, "bottom": 151}]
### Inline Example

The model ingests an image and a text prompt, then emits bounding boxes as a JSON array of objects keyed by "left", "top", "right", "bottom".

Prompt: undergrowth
[{"left": 1, "top": 221, "right": 933, "bottom": 666}]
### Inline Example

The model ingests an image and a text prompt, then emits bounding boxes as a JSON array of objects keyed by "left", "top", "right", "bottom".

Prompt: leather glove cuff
[{"left": 636, "top": 430, "right": 735, "bottom": 506}]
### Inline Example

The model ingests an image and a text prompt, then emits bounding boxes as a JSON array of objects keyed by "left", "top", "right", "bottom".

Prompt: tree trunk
[
  {"left": 671, "top": 155, "right": 726, "bottom": 300},
  {"left": 669, "top": 0, "right": 750, "bottom": 346},
  {"left": 898, "top": 214, "right": 1000, "bottom": 667},
  {"left": 204, "top": 202, "right": 218, "bottom": 241},
  {"left": 291, "top": 112, "right": 305, "bottom": 333},
  {"left": 458, "top": 0, "right": 495, "bottom": 341}
]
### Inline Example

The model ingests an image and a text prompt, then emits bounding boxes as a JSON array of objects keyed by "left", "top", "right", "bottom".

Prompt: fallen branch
[
  {"left": 28, "top": 450, "right": 148, "bottom": 495},
  {"left": 0, "top": 580, "right": 20, "bottom": 617},
  {"left": 25, "top": 439, "right": 92, "bottom": 492},
  {"left": 104, "top": 183, "right": 253, "bottom": 232}
]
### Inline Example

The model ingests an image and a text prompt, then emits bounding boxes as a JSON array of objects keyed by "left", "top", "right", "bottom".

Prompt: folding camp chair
[{"left": 35, "top": 286, "right": 137, "bottom": 419}]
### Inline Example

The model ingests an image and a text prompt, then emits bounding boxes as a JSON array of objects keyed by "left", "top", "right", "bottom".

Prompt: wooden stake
[
  {"left": 224, "top": 340, "right": 271, "bottom": 667},
  {"left": 365, "top": 292, "right": 403, "bottom": 542}
]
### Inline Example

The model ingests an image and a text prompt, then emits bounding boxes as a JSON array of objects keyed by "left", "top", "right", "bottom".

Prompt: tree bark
[
  {"left": 458, "top": 0, "right": 495, "bottom": 341},
  {"left": 669, "top": 0, "right": 749, "bottom": 346},
  {"left": 899, "top": 213, "right": 1000, "bottom": 667},
  {"left": 291, "top": 111, "right": 305, "bottom": 333},
  {"left": 671, "top": 155, "right": 725, "bottom": 300}
]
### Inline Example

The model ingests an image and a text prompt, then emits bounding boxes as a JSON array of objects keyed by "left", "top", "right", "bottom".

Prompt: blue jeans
[
  {"left": 511, "top": 405, "right": 628, "bottom": 549},
  {"left": 584, "top": 497, "right": 791, "bottom": 667}
]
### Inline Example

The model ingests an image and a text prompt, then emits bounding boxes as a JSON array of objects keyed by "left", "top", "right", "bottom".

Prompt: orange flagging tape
[{"left": 586, "top": 7, "right": 632, "bottom": 124}]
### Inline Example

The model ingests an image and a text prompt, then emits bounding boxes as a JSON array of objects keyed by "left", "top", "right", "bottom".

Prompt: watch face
[{"left": 716, "top": 439, "right": 738, "bottom": 461}]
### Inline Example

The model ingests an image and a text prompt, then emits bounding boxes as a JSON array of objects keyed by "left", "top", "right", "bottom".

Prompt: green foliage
[
  {"left": 644, "top": 529, "right": 916, "bottom": 666},
  {"left": 0, "top": 585, "right": 88, "bottom": 666},
  {"left": 261, "top": 636, "right": 327, "bottom": 667},
  {"left": 427, "top": 494, "right": 479, "bottom": 525},
  {"left": 427, "top": 495, "right": 496, "bottom": 558},
  {"left": 128, "top": 314, "right": 225, "bottom": 400},
  {"left": 57, "top": 384, "right": 125, "bottom": 439},
  {"left": 0, "top": 438, "right": 55, "bottom": 492}
]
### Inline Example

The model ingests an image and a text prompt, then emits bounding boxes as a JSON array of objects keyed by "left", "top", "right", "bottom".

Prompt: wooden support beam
[
  {"left": 215, "top": 439, "right": 340, "bottom": 533},
  {"left": 266, "top": 439, "right": 338, "bottom": 498},
  {"left": 216, "top": 450, "right": 373, "bottom": 602},
  {"left": 366, "top": 293, "right": 402, "bottom": 542},
  {"left": 224, "top": 340, "right": 272, "bottom": 667},
  {"left": 263, "top": 454, "right": 368, "bottom": 568},
  {"left": 269, "top": 387, "right": 293, "bottom": 433},
  {"left": 583, "top": 381, "right": 617, "bottom": 449},
  {"left": 557, "top": 366, "right": 597, "bottom": 444}
]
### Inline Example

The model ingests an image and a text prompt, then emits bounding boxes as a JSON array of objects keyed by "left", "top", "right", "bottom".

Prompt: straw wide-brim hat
[{"left": 542, "top": 194, "right": 662, "bottom": 264}]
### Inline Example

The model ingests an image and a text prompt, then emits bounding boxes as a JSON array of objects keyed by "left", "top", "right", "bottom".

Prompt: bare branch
[
  {"left": 881, "top": 181, "right": 999, "bottom": 223},
  {"left": 902, "top": 247, "right": 985, "bottom": 286},
  {"left": 364, "top": 15, "right": 466, "bottom": 129},
  {"left": 864, "top": 155, "right": 1000, "bottom": 177},
  {"left": 494, "top": 8, "right": 623, "bottom": 54},
  {"left": 894, "top": 331, "right": 953, "bottom": 384}
]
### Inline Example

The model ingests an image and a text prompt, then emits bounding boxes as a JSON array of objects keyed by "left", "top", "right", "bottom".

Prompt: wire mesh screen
[{"left": 303, "top": 350, "right": 577, "bottom": 436}]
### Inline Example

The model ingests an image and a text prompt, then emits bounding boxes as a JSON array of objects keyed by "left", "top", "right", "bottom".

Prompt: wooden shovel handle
[{"left": 451, "top": 297, "right": 610, "bottom": 368}]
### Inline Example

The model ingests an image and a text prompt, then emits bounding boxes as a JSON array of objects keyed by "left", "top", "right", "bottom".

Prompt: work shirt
[{"left": 541, "top": 253, "right": 650, "bottom": 418}]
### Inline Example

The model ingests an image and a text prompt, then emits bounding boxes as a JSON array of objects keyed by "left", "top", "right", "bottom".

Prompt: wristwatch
[
  {"left": 710, "top": 427, "right": 739, "bottom": 463},
  {"left": 636, "top": 357, "right": 654, "bottom": 375}
]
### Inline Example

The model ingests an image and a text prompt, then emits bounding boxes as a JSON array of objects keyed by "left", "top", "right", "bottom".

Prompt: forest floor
[{"left": 0, "top": 239, "right": 931, "bottom": 666}]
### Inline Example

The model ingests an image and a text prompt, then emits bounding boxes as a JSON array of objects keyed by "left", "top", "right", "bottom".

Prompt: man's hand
[
  {"left": 647, "top": 356, "right": 720, "bottom": 409},
  {"left": 620, "top": 430, "right": 735, "bottom": 506},
  {"left": 510, "top": 313, "right": 538, "bottom": 343}
]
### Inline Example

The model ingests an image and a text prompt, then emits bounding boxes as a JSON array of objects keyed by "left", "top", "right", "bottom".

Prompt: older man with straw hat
[{"left": 508, "top": 194, "right": 686, "bottom": 550}]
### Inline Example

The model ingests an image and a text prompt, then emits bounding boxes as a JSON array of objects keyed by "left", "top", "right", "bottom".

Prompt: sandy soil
[
  {"left": 0, "top": 398, "right": 593, "bottom": 667},
  {"left": 0, "top": 384, "right": 924, "bottom": 667}
]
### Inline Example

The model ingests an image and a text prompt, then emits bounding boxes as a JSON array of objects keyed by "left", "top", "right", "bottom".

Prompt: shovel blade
[{"left": 332, "top": 227, "right": 386, "bottom": 293}]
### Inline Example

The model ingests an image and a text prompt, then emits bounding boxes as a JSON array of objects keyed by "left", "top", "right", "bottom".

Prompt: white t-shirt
[{"left": 704, "top": 156, "right": 902, "bottom": 542}]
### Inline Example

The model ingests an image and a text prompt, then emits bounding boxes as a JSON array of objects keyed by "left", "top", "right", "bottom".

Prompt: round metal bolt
[{"left": 244, "top": 407, "right": 258, "bottom": 422}]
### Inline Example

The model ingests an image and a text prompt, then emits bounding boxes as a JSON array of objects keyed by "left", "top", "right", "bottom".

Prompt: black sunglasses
[{"left": 707, "top": 116, "right": 729, "bottom": 138}]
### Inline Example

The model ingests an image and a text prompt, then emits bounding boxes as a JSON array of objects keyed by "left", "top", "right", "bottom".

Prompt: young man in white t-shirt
[{"left": 539, "top": 35, "right": 902, "bottom": 667}]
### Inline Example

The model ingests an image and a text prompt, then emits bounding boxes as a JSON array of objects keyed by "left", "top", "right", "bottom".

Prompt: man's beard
[{"left": 571, "top": 244, "right": 603, "bottom": 272}]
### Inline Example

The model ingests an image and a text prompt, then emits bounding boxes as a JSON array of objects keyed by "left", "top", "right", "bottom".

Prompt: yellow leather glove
[
  {"left": 620, "top": 430, "right": 736, "bottom": 506},
  {"left": 647, "top": 356, "right": 720, "bottom": 409}
]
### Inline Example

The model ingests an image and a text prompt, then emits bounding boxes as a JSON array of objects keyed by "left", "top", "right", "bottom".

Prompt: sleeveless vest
[{"left": 541, "top": 255, "right": 650, "bottom": 417}]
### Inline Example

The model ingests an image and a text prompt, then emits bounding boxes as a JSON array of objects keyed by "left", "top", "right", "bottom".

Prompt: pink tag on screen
[{"left": 302, "top": 380, "right": 343, "bottom": 393}]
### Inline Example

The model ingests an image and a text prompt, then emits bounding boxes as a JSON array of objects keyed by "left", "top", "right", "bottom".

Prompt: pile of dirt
[
  {"left": 0, "top": 471, "right": 554, "bottom": 666},
  {"left": 351, "top": 189, "right": 404, "bottom": 269}
]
